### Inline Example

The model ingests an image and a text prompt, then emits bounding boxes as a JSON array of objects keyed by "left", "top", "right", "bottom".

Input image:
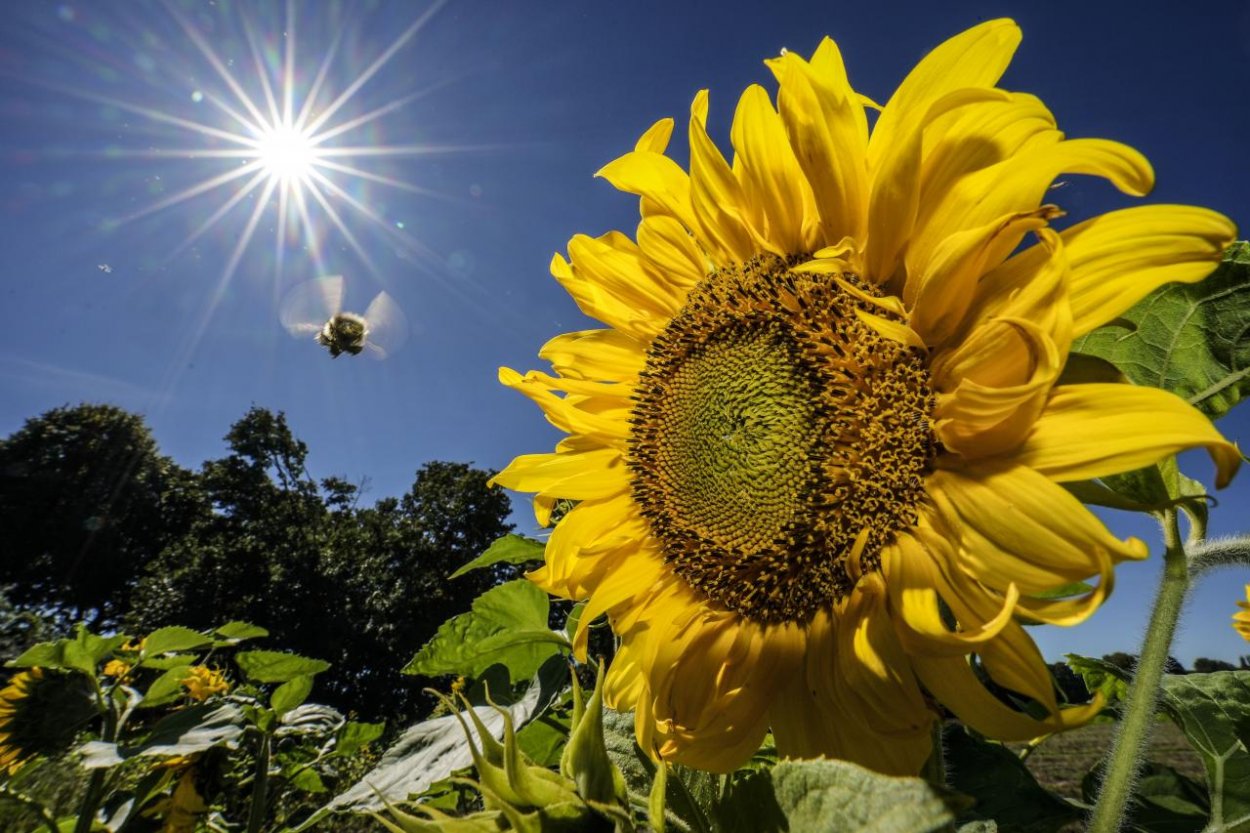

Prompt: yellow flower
[
  {"left": 102, "top": 659, "right": 133, "bottom": 679},
  {"left": 1235, "top": 586, "right": 1250, "bottom": 642},
  {"left": 180, "top": 667, "right": 229, "bottom": 701},
  {"left": 494, "top": 19, "right": 1241, "bottom": 775},
  {"left": 0, "top": 670, "right": 43, "bottom": 774},
  {"left": 0, "top": 668, "right": 96, "bottom": 775}
]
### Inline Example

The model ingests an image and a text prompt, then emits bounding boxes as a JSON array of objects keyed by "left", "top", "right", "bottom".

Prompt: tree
[
  {"left": 1192, "top": 657, "right": 1236, "bottom": 673},
  {"left": 0, "top": 404, "right": 204, "bottom": 625},
  {"left": 127, "top": 408, "right": 514, "bottom": 722}
]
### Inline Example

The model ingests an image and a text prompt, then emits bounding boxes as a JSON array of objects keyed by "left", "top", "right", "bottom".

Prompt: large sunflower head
[
  {"left": 494, "top": 19, "right": 1240, "bottom": 775},
  {"left": 0, "top": 668, "right": 98, "bottom": 775}
]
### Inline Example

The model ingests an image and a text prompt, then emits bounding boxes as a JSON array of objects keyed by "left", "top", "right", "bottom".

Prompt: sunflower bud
[{"left": 382, "top": 667, "right": 634, "bottom": 831}]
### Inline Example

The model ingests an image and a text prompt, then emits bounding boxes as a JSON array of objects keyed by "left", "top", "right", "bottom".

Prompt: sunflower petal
[
  {"left": 730, "top": 84, "right": 811, "bottom": 254},
  {"left": 1060, "top": 205, "right": 1236, "bottom": 335},
  {"left": 928, "top": 463, "right": 1148, "bottom": 593},
  {"left": 766, "top": 39, "right": 869, "bottom": 246},
  {"left": 1018, "top": 384, "right": 1242, "bottom": 488}
]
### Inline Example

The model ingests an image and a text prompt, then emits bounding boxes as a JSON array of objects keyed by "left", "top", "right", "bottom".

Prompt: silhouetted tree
[
  {"left": 0, "top": 404, "right": 204, "bottom": 625},
  {"left": 1192, "top": 657, "right": 1237, "bottom": 673}
]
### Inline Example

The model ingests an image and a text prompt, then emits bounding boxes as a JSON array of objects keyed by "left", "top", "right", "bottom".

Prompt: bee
[{"left": 279, "top": 275, "right": 408, "bottom": 359}]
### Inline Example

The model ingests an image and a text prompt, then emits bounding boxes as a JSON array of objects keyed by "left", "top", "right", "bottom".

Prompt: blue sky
[{"left": 1, "top": 0, "right": 1248, "bottom": 665}]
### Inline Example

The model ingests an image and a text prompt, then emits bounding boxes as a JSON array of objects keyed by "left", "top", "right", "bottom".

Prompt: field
[{"left": 1014, "top": 720, "right": 1205, "bottom": 800}]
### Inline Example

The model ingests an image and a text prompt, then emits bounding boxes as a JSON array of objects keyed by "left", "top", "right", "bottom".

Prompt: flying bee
[{"left": 279, "top": 275, "right": 408, "bottom": 360}]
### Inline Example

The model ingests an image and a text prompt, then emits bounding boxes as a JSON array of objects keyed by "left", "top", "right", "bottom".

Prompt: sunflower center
[{"left": 628, "top": 255, "right": 937, "bottom": 624}]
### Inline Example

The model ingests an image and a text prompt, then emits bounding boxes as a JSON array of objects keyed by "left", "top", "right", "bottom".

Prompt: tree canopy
[{"left": 2, "top": 403, "right": 513, "bottom": 721}]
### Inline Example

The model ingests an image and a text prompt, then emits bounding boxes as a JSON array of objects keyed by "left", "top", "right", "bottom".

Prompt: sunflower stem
[
  {"left": 245, "top": 731, "right": 272, "bottom": 833},
  {"left": 1089, "top": 508, "right": 1188, "bottom": 833},
  {"left": 71, "top": 769, "right": 108, "bottom": 833}
]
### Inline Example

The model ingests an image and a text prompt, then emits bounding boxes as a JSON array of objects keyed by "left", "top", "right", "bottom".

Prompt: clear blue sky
[{"left": 1, "top": 0, "right": 1247, "bottom": 665}]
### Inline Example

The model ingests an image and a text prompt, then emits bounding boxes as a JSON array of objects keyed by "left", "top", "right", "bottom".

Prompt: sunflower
[
  {"left": 1235, "top": 586, "right": 1250, "bottom": 643},
  {"left": 493, "top": 19, "right": 1240, "bottom": 775},
  {"left": 0, "top": 668, "right": 97, "bottom": 775},
  {"left": 180, "top": 666, "right": 230, "bottom": 702}
]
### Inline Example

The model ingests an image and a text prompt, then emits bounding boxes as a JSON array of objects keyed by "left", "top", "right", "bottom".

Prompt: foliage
[
  {"left": 115, "top": 407, "right": 514, "bottom": 722},
  {"left": 0, "top": 404, "right": 205, "bottom": 628},
  {"left": 0, "top": 621, "right": 385, "bottom": 833}
]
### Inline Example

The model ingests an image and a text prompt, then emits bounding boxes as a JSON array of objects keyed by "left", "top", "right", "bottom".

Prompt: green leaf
[
  {"left": 62, "top": 626, "right": 127, "bottom": 677},
  {"left": 333, "top": 721, "right": 385, "bottom": 758},
  {"left": 326, "top": 664, "right": 563, "bottom": 813},
  {"left": 236, "top": 650, "right": 330, "bottom": 684},
  {"left": 1067, "top": 654, "right": 1131, "bottom": 708},
  {"left": 139, "top": 664, "right": 193, "bottom": 708},
  {"left": 214, "top": 621, "right": 270, "bottom": 642},
  {"left": 271, "top": 674, "right": 315, "bottom": 716},
  {"left": 1082, "top": 760, "right": 1209, "bottom": 833},
  {"left": 770, "top": 758, "right": 961, "bottom": 832},
  {"left": 515, "top": 708, "right": 572, "bottom": 767},
  {"left": 943, "top": 725, "right": 1080, "bottom": 833},
  {"left": 289, "top": 767, "right": 327, "bottom": 793},
  {"left": 403, "top": 580, "right": 568, "bottom": 683},
  {"left": 79, "top": 703, "right": 246, "bottom": 768},
  {"left": 449, "top": 533, "right": 545, "bottom": 579},
  {"left": 1071, "top": 241, "right": 1250, "bottom": 421},
  {"left": 716, "top": 769, "right": 788, "bottom": 833},
  {"left": 8, "top": 640, "right": 68, "bottom": 669},
  {"left": 1157, "top": 671, "right": 1250, "bottom": 831},
  {"left": 142, "top": 626, "right": 213, "bottom": 657}
]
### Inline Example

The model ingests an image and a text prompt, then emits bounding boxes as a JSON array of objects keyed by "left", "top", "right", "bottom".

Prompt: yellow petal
[
  {"left": 908, "top": 206, "right": 1062, "bottom": 347},
  {"left": 911, "top": 138, "right": 1152, "bottom": 278},
  {"left": 766, "top": 39, "right": 868, "bottom": 246},
  {"left": 928, "top": 463, "right": 1148, "bottom": 593},
  {"left": 883, "top": 536, "right": 1019, "bottom": 657},
  {"left": 498, "top": 367, "right": 631, "bottom": 447},
  {"left": 634, "top": 118, "right": 675, "bottom": 154},
  {"left": 1060, "top": 205, "right": 1235, "bottom": 335},
  {"left": 729, "top": 84, "right": 811, "bottom": 254},
  {"left": 549, "top": 252, "right": 659, "bottom": 338},
  {"left": 491, "top": 447, "right": 629, "bottom": 501},
  {"left": 1018, "top": 384, "right": 1242, "bottom": 488},
  {"left": 687, "top": 90, "right": 760, "bottom": 264},
  {"left": 636, "top": 215, "right": 708, "bottom": 289},
  {"left": 854, "top": 307, "right": 927, "bottom": 350},
  {"left": 539, "top": 329, "right": 647, "bottom": 383},
  {"left": 868, "top": 19, "right": 1021, "bottom": 170},
  {"left": 932, "top": 317, "right": 1062, "bottom": 458},
  {"left": 568, "top": 231, "right": 684, "bottom": 320},
  {"left": 968, "top": 227, "right": 1073, "bottom": 356},
  {"left": 913, "top": 653, "right": 1102, "bottom": 741},
  {"left": 595, "top": 150, "right": 696, "bottom": 231}
]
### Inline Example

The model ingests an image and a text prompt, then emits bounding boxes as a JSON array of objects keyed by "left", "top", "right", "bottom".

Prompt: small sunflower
[
  {"left": 0, "top": 668, "right": 97, "bottom": 775},
  {"left": 494, "top": 19, "right": 1240, "bottom": 775},
  {"left": 180, "top": 666, "right": 229, "bottom": 702},
  {"left": 1235, "top": 586, "right": 1250, "bottom": 643}
]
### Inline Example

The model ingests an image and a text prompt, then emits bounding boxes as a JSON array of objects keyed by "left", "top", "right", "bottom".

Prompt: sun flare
[{"left": 254, "top": 122, "right": 319, "bottom": 184}]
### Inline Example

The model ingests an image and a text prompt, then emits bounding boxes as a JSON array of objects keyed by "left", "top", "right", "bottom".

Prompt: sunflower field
[{"left": 3, "top": 10, "right": 1250, "bottom": 833}]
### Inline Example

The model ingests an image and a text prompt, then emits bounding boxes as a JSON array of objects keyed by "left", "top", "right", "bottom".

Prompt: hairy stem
[{"left": 1089, "top": 509, "right": 1189, "bottom": 833}]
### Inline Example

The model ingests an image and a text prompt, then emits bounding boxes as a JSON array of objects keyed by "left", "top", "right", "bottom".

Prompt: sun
[{"left": 254, "top": 121, "right": 319, "bottom": 185}]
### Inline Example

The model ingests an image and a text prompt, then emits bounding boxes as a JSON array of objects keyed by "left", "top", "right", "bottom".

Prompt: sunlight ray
[
  {"left": 302, "top": 176, "right": 378, "bottom": 273},
  {"left": 115, "top": 160, "right": 266, "bottom": 225},
  {"left": 164, "top": 0, "right": 270, "bottom": 135},
  {"left": 303, "top": 0, "right": 447, "bottom": 136}
]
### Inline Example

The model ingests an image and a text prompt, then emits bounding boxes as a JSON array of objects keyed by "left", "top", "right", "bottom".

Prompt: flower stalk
[{"left": 1089, "top": 508, "right": 1190, "bottom": 833}]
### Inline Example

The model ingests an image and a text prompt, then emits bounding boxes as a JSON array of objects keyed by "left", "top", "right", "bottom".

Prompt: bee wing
[
  {"left": 280, "top": 276, "right": 345, "bottom": 337},
  {"left": 361, "top": 291, "right": 409, "bottom": 360}
]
